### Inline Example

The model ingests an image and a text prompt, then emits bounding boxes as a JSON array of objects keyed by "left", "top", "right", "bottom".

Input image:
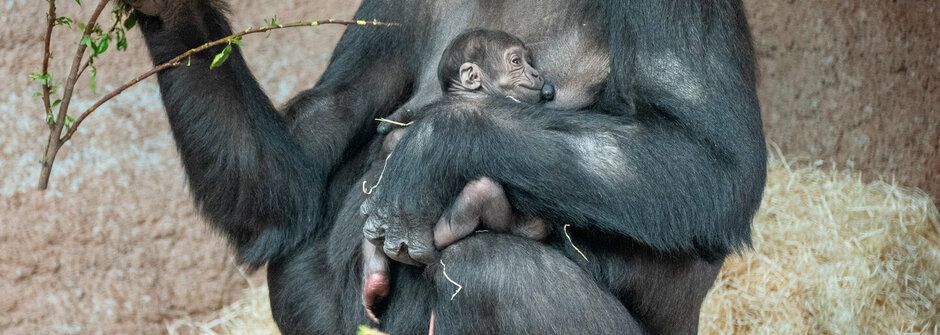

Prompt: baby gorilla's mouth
[
  {"left": 514, "top": 81, "right": 556, "bottom": 102},
  {"left": 540, "top": 82, "right": 556, "bottom": 101},
  {"left": 507, "top": 79, "right": 551, "bottom": 103}
]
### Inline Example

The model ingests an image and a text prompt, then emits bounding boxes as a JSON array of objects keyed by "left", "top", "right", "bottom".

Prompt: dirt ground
[{"left": 0, "top": 1, "right": 936, "bottom": 334}]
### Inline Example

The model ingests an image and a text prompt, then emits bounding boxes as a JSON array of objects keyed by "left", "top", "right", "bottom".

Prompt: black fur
[
  {"left": 134, "top": 0, "right": 766, "bottom": 333},
  {"left": 138, "top": 1, "right": 324, "bottom": 266}
]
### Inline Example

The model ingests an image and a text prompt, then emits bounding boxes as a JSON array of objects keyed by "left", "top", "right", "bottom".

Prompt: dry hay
[
  {"left": 700, "top": 156, "right": 940, "bottom": 334},
  {"left": 166, "top": 283, "right": 278, "bottom": 335},
  {"left": 170, "top": 157, "right": 940, "bottom": 334}
]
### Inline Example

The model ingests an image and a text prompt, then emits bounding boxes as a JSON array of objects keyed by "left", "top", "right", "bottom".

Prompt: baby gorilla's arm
[{"left": 434, "top": 178, "right": 549, "bottom": 249}]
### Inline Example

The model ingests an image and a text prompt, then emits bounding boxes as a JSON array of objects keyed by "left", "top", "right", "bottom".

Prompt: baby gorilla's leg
[
  {"left": 433, "top": 178, "right": 515, "bottom": 249},
  {"left": 361, "top": 239, "right": 390, "bottom": 324}
]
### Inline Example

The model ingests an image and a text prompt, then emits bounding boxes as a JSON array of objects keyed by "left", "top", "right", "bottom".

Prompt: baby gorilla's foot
[
  {"left": 361, "top": 239, "right": 390, "bottom": 324},
  {"left": 362, "top": 271, "right": 389, "bottom": 324},
  {"left": 433, "top": 177, "right": 514, "bottom": 248}
]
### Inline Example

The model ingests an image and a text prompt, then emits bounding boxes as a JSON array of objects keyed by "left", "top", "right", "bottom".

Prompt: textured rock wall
[{"left": 748, "top": 1, "right": 938, "bottom": 197}]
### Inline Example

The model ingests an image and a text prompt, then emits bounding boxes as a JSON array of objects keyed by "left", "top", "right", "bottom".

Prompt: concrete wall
[{"left": 749, "top": 1, "right": 939, "bottom": 198}]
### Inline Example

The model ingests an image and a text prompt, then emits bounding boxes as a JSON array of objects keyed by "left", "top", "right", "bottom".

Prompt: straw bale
[{"left": 700, "top": 157, "right": 939, "bottom": 334}]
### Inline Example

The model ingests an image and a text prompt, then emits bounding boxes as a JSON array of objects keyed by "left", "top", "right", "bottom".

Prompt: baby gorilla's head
[{"left": 438, "top": 29, "right": 555, "bottom": 103}]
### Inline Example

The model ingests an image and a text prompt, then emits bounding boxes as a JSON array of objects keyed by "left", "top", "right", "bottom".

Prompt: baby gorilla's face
[{"left": 484, "top": 45, "right": 545, "bottom": 103}]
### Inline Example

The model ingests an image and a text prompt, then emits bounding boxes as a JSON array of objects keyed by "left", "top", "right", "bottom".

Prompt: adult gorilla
[{"left": 127, "top": 0, "right": 765, "bottom": 333}]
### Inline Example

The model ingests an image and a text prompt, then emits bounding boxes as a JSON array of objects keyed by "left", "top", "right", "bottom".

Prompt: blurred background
[{"left": 0, "top": 0, "right": 937, "bottom": 333}]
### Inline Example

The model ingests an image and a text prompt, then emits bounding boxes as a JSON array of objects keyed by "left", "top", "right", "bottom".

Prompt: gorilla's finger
[
  {"left": 360, "top": 197, "right": 375, "bottom": 217},
  {"left": 383, "top": 240, "right": 421, "bottom": 266},
  {"left": 409, "top": 245, "right": 440, "bottom": 265},
  {"left": 123, "top": 0, "right": 165, "bottom": 17},
  {"left": 363, "top": 216, "right": 387, "bottom": 245}
]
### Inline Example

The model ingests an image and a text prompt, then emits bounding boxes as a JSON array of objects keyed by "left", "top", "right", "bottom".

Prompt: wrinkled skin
[{"left": 474, "top": 45, "right": 544, "bottom": 103}]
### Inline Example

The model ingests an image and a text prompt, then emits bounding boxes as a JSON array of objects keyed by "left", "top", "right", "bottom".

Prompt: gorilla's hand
[
  {"left": 360, "top": 122, "right": 463, "bottom": 265},
  {"left": 123, "top": 0, "right": 213, "bottom": 27},
  {"left": 123, "top": 0, "right": 166, "bottom": 17},
  {"left": 361, "top": 194, "right": 439, "bottom": 266}
]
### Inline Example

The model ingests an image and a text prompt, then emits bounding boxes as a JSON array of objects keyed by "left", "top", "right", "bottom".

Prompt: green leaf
[
  {"left": 265, "top": 15, "right": 281, "bottom": 27},
  {"left": 80, "top": 35, "right": 94, "bottom": 51},
  {"left": 74, "top": 0, "right": 81, "bottom": 5},
  {"left": 210, "top": 43, "right": 234, "bottom": 69},
  {"left": 89, "top": 66, "right": 97, "bottom": 94},
  {"left": 46, "top": 112, "right": 56, "bottom": 126},
  {"left": 356, "top": 325, "right": 386, "bottom": 335},
  {"left": 52, "top": 99, "right": 62, "bottom": 109},
  {"left": 115, "top": 29, "right": 128, "bottom": 51},
  {"left": 29, "top": 72, "right": 53, "bottom": 87},
  {"left": 55, "top": 16, "right": 73, "bottom": 27},
  {"left": 64, "top": 115, "right": 76, "bottom": 131},
  {"left": 123, "top": 11, "right": 138, "bottom": 30},
  {"left": 94, "top": 35, "right": 110, "bottom": 55}
]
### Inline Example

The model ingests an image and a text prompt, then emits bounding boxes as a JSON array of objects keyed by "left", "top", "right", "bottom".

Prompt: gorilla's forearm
[
  {"left": 379, "top": 93, "right": 765, "bottom": 260},
  {"left": 133, "top": 0, "right": 422, "bottom": 266},
  {"left": 369, "top": 0, "right": 767, "bottom": 262},
  {"left": 136, "top": 2, "right": 323, "bottom": 266}
]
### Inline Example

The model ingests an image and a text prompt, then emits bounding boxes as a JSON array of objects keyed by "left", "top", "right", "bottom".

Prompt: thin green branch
[
  {"left": 62, "top": 18, "right": 396, "bottom": 142},
  {"left": 38, "top": 0, "right": 109, "bottom": 190},
  {"left": 37, "top": 16, "right": 396, "bottom": 190},
  {"left": 40, "top": 0, "right": 57, "bottom": 130}
]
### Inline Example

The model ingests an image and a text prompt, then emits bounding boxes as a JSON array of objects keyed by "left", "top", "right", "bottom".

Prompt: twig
[
  {"left": 61, "top": 19, "right": 396, "bottom": 142},
  {"left": 563, "top": 224, "right": 589, "bottom": 261},
  {"left": 76, "top": 57, "right": 93, "bottom": 79},
  {"left": 37, "top": 16, "right": 396, "bottom": 189},
  {"left": 77, "top": 7, "right": 126, "bottom": 80},
  {"left": 439, "top": 259, "right": 463, "bottom": 300},
  {"left": 40, "top": 0, "right": 56, "bottom": 130},
  {"left": 38, "top": 0, "right": 109, "bottom": 190}
]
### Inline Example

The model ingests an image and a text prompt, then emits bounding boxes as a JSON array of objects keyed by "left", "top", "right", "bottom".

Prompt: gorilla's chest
[{"left": 403, "top": 0, "right": 610, "bottom": 111}]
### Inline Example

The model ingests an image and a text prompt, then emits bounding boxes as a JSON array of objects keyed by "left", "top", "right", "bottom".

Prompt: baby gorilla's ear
[{"left": 459, "top": 63, "right": 483, "bottom": 90}]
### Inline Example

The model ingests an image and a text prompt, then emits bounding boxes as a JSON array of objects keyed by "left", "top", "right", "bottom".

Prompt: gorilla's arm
[
  {"left": 133, "top": 0, "right": 418, "bottom": 266},
  {"left": 365, "top": 0, "right": 767, "bottom": 263}
]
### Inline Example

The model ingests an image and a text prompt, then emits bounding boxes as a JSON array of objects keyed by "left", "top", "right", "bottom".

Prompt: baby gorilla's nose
[{"left": 540, "top": 82, "right": 556, "bottom": 101}]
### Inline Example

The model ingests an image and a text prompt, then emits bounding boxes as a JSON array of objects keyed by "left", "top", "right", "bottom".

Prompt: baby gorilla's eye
[{"left": 511, "top": 56, "right": 521, "bottom": 65}]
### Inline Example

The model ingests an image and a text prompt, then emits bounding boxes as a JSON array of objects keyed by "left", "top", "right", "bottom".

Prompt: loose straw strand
[
  {"left": 564, "top": 224, "right": 589, "bottom": 261},
  {"left": 375, "top": 118, "right": 414, "bottom": 127},
  {"left": 362, "top": 151, "right": 393, "bottom": 195},
  {"left": 440, "top": 259, "right": 463, "bottom": 300}
]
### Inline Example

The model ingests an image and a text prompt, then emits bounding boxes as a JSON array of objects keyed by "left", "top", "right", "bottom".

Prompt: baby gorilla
[{"left": 360, "top": 29, "right": 554, "bottom": 324}]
